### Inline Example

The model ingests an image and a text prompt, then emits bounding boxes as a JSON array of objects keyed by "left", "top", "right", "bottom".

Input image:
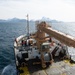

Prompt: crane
[
  {"left": 36, "top": 21, "right": 75, "bottom": 47},
  {"left": 31, "top": 21, "right": 75, "bottom": 68}
]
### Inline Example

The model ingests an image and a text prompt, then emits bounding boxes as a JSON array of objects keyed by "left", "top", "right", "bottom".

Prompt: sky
[{"left": 0, "top": 0, "right": 75, "bottom": 22}]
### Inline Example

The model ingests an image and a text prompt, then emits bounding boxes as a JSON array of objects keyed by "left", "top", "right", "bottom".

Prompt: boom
[{"left": 36, "top": 21, "right": 75, "bottom": 48}]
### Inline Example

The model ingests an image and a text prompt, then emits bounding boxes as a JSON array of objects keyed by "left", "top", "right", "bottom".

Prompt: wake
[{"left": 1, "top": 64, "right": 17, "bottom": 75}]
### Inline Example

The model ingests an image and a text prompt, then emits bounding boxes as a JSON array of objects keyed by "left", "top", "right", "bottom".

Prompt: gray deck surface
[
  {"left": 19, "top": 60, "right": 75, "bottom": 75},
  {"left": 30, "top": 60, "right": 75, "bottom": 75}
]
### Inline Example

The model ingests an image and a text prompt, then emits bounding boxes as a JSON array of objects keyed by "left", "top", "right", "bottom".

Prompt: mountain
[
  {"left": 41, "top": 17, "right": 51, "bottom": 21},
  {"left": 39, "top": 17, "right": 61, "bottom": 23},
  {"left": 0, "top": 18, "right": 27, "bottom": 23},
  {"left": 0, "top": 17, "right": 62, "bottom": 23},
  {"left": 6, "top": 18, "right": 27, "bottom": 22},
  {"left": 0, "top": 19, "right": 6, "bottom": 22}
]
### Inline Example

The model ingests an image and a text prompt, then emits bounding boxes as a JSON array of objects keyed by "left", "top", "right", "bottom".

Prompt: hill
[{"left": 0, "top": 17, "right": 63, "bottom": 23}]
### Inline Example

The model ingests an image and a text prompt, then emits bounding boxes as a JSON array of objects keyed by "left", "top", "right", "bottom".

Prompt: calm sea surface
[{"left": 0, "top": 22, "right": 75, "bottom": 75}]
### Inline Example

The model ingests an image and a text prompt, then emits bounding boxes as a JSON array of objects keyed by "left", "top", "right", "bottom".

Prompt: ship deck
[{"left": 18, "top": 59, "right": 75, "bottom": 75}]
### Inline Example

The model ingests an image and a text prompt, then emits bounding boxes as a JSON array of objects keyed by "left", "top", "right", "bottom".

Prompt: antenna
[{"left": 26, "top": 14, "right": 29, "bottom": 37}]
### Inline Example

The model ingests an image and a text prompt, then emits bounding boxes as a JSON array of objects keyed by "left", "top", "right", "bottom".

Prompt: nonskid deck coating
[{"left": 19, "top": 60, "right": 75, "bottom": 75}]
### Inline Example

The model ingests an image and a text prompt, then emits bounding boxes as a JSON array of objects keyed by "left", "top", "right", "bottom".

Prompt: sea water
[{"left": 0, "top": 22, "right": 35, "bottom": 75}]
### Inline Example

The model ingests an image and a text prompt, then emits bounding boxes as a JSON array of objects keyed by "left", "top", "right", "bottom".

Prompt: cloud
[
  {"left": 63, "top": 0, "right": 75, "bottom": 5},
  {"left": 0, "top": 0, "right": 75, "bottom": 22},
  {"left": 0, "top": 0, "right": 30, "bottom": 2}
]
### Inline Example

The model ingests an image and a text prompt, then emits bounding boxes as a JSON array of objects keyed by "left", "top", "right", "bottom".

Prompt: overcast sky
[{"left": 0, "top": 0, "right": 75, "bottom": 22}]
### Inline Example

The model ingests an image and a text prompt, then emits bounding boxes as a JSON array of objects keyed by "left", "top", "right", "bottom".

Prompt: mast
[{"left": 27, "top": 14, "right": 29, "bottom": 37}]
